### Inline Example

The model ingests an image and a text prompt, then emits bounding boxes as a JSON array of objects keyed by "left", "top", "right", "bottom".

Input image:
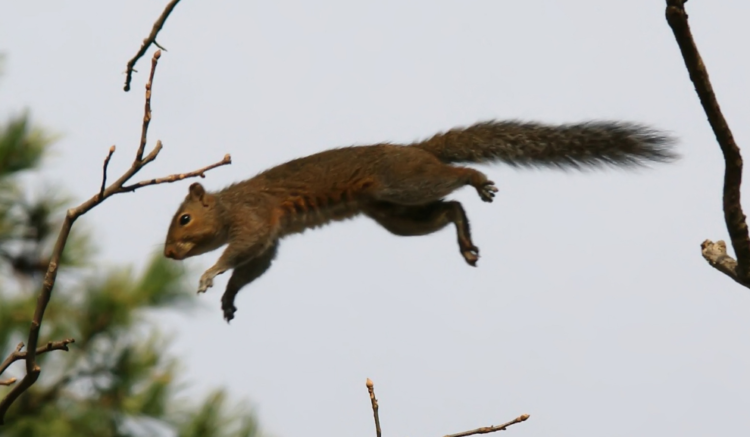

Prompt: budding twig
[
  {"left": 366, "top": 378, "right": 382, "bottom": 437},
  {"left": 122, "top": 153, "right": 232, "bottom": 192},
  {"left": 99, "top": 145, "right": 116, "bottom": 200},
  {"left": 123, "top": 0, "right": 182, "bottom": 91},
  {"left": 443, "top": 414, "right": 531, "bottom": 437},
  {"left": 363, "top": 378, "right": 529, "bottom": 437},
  {"left": 136, "top": 50, "right": 161, "bottom": 161}
]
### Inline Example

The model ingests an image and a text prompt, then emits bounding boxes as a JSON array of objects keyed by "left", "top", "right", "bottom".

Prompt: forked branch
[
  {"left": 364, "top": 378, "right": 529, "bottom": 437},
  {"left": 0, "top": 50, "right": 231, "bottom": 425},
  {"left": 0, "top": 340, "right": 75, "bottom": 387},
  {"left": 665, "top": 0, "right": 750, "bottom": 285}
]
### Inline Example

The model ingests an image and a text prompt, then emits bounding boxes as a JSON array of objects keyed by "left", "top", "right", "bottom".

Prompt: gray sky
[{"left": 2, "top": 1, "right": 750, "bottom": 436}]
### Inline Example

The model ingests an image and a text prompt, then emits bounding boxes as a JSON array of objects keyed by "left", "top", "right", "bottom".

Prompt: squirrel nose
[{"left": 164, "top": 247, "right": 176, "bottom": 259}]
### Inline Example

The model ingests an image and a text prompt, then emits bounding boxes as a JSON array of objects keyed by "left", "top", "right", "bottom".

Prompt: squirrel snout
[
  {"left": 164, "top": 245, "right": 181, "bottom": 260},
  {"left": 164, "top": 240, "right": 195, "bottom": 260}
]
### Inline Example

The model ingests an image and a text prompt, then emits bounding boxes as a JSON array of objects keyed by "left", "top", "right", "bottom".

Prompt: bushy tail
[{"left": 411, "top": 120, "right": 677, "bottom": 169}]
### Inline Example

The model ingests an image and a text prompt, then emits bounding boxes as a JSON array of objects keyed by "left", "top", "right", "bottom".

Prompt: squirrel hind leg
[
  {"left": 372, "top": 152, "right": 495, "bottom": 204},
  {"left": 393, "top": 164, "right": 497, "bottom": 203},
  {"left": 363, "top": 200, "right": 480, "bottom": 266}
]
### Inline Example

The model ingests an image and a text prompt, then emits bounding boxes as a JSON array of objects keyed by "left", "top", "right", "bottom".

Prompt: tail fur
[{"left": 411, "top": 120, "right": 677, "bottom": 169}]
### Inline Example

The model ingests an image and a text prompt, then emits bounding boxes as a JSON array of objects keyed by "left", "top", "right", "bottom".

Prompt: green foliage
[
  {"left": 177, "top": 391, "right": 260, "bottom": 437},
  {"left": 0, "top": 114, "right": 54, "bottom": 174},
  {"left": 0, "top": 74, "right": 261, "bottom": 436}
]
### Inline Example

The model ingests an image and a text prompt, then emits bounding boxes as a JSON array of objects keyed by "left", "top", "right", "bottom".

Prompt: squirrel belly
[{"left": 163, "top": 119, "right": 677, "bottom": 322}]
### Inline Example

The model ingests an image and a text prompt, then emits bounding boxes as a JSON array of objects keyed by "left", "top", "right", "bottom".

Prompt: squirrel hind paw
[
  {"left": 476, "top": 181, "right": 498, "bottom": 203},
  {"left": 461, "top": 245, "right": 480, "bottom": 266}
]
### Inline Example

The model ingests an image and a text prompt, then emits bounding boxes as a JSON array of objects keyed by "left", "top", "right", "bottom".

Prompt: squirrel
[{"left": 163, "top": 119, "right": 676, "bottom": 322}]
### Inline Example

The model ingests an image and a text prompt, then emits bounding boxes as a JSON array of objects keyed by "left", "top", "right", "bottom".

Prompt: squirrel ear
[
  {"left": 189, "top": 183, "right": 205, "bottom": 201},
  {"left": 189, "top": 182, "right": 214, "bottom": 208}
]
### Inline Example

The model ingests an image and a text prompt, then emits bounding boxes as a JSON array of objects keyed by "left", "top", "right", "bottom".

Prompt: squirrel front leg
[
  {"left": 197, "top": 236, "right": 275, "bottom": 293},
  {"left": 221, "top": 242, "right": 278, "bottom": 322}
]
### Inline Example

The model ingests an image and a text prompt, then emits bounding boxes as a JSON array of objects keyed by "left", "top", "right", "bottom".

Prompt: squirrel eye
[{"left": 179, "top": 214, "right": 191, "bottom": 226}]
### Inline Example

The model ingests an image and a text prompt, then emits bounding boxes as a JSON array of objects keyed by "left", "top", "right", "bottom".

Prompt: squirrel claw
[
  {"left": 222, "top": 296, "right": 237, "bottom": 323},
  {"left": 461, "top": 244, "right": 480, "bottom": 266},
  {"left": 223, "top": 305, "right": 236, "bottom": 323},
  {"left": 197, "top": 274, "right": 214, "bottom": 294},
  {"left": 478, "top": 181, "right": 498, "bottom": 203}
]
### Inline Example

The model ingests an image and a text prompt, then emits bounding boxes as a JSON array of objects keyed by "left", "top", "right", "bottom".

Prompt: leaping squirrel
[{"left": 163, "top": 120, "right": 677, "bottom": 321}]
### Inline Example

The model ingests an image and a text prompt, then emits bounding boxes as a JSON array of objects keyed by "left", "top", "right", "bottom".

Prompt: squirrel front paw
[
  {"left": 221, "top": 292, "right": 238, "bottom": 323},
  {"left": 198, "top": 273, "right": 215, "bottom": 293},
  {"left": 222, "top": 302, "right": 237, "bottom": 323}
]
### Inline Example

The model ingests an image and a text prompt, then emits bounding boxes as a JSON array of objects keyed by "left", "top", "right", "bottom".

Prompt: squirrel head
[{"left": 164, "top": 183, "right": 228, "bottom": 260}]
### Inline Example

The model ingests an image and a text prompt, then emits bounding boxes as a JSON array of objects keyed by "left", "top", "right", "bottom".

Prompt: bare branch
[
  {"left": 123, "top": 0, "right": 182, "bottom": 92},
  {"left": 153, "top": 40, "right": 168, "bottom": 52},
  {"left": 136, "top": 50, "right": 161, "bottom": 161},
  {"left": 99, "top": 145, "right": 116, "bottom": 200},
  {"left": 365, "top": 378, "right": 382, "bottom": 437},
  {"left": 361, "top": 379, "right": 529, "bottom": 436},
  {"left": 664, "top": 0, "right": 750, "bottom": 284},
  {"left": 122, "top": 153, "right": 232, "bottom": 192},
  {"left": 0, "top": 50, "right": 230, "bottom": 425},
  {"left": 0, "top": 344, "right": 24, "bottom": 380},
  {"left": 443, "top": 414, "right": 530, "bottom": 437},
  {"left": 0, "top": 339, "right": 75, "bottom": 387},
  {"left": 701, "top": 240, "right": 744, "bottom": 283}
]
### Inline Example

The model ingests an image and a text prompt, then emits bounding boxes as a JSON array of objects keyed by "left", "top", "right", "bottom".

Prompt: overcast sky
[{"left": 2, "top": 1, "right": 750, "bottom": 436}]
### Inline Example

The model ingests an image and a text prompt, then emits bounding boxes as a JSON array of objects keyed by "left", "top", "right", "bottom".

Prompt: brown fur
[{"left": 164, "top": 119, "right": 677, "bottom": 321}]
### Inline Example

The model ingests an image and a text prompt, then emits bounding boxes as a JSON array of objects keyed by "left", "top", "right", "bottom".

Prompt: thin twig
[
  {"left": 153, "top": 40, "right": 167, "bottom": 51},
  {"left": 122, "top": 153, "right": 232, "bottom": 192},
  {"left": 366, "top": 378, "right": 382, "bottom": 437},
  {"left": 665, "top": 0, "right": 750, "bottom": 284},
  {"left": 99, "top": 145, "right": 116, "bottom": 200},
  {"left": 443, "top": 414, "right": 531, "bottom": 437},
  {"left": 136, "top": 50, "right": 161, "bottom": 162},
  {"left": 123, "top": 0, "right": 182, "bottom": 92},
  {"left": 0, "top": 339, "right": 75, "bottom": 387},
  {"left": 0, "top": 344, "right": 24, "bottom": 380},
  {"left": 0, "top": 50, "right": 231, "bottom": 425}
]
